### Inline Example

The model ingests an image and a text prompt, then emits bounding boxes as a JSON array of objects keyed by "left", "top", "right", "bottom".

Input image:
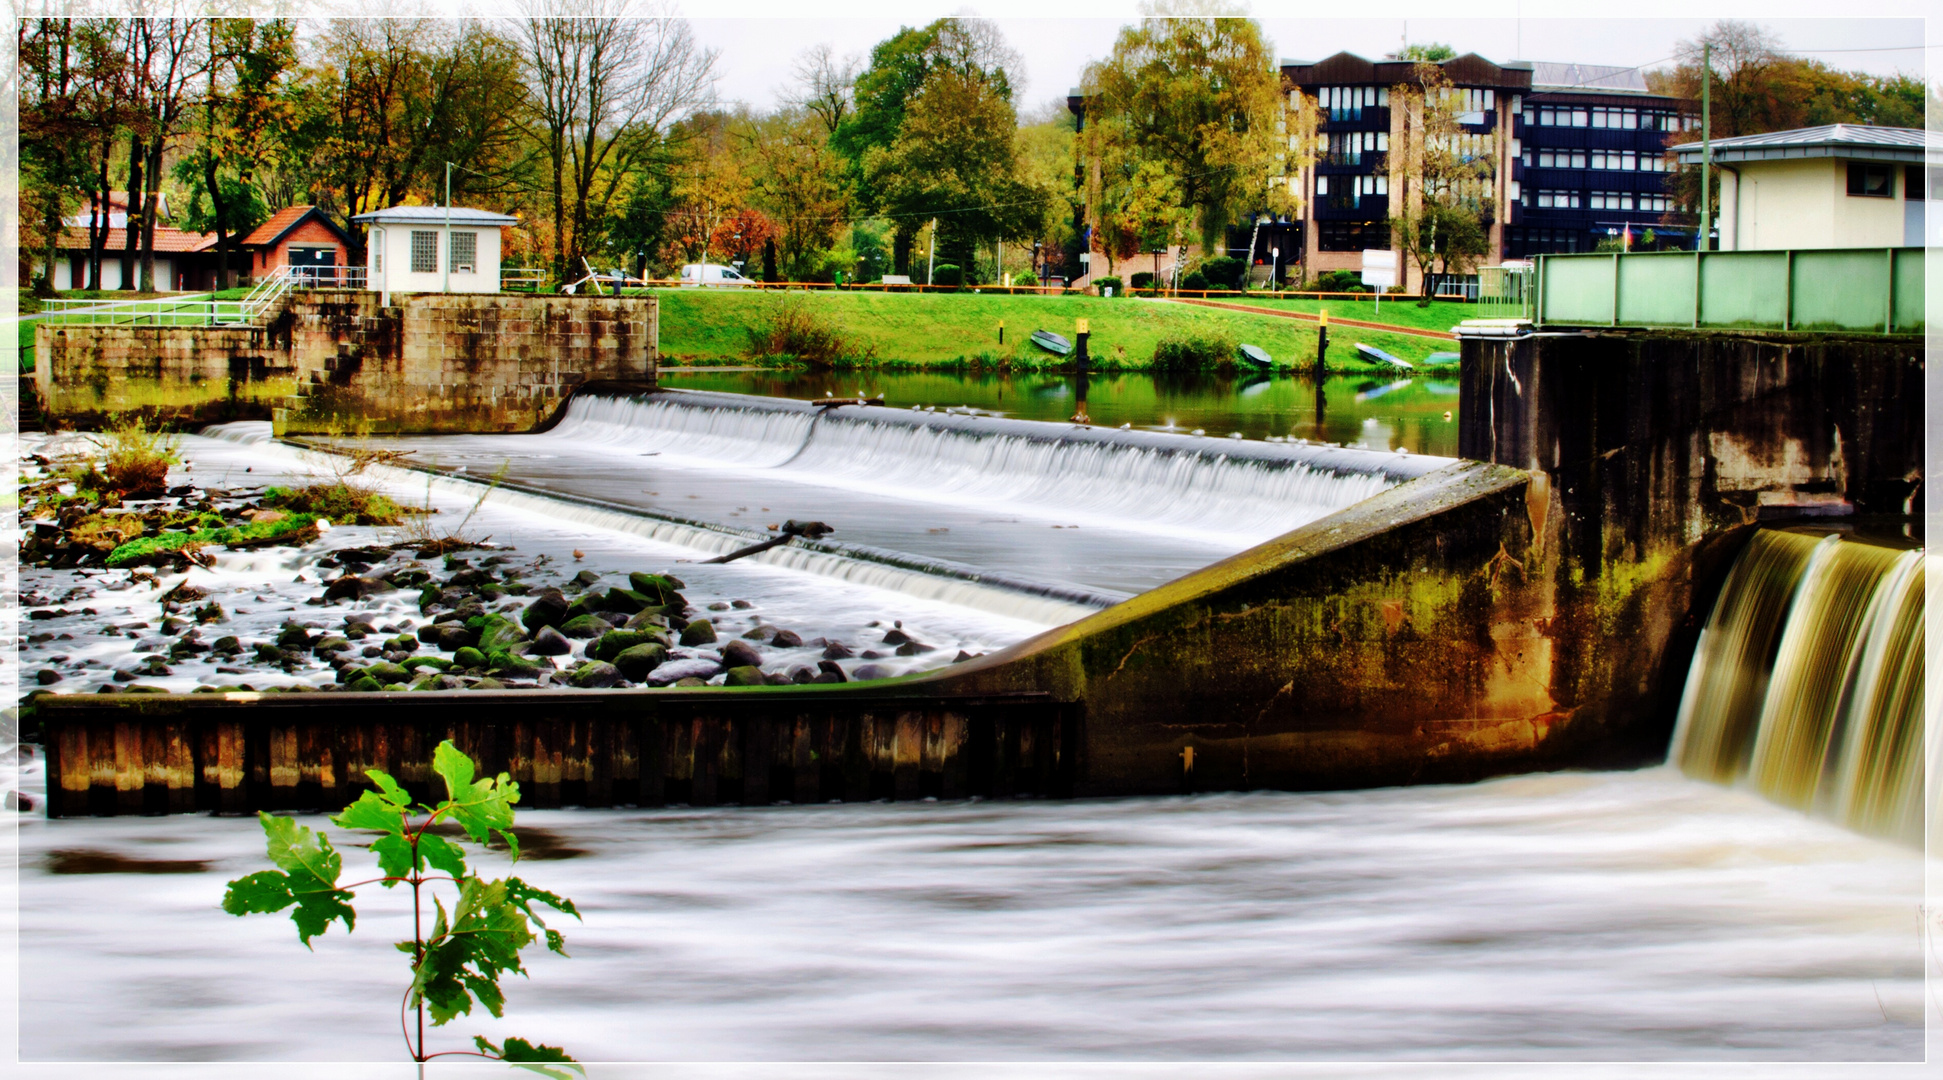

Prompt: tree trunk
[
  {"left": 140, "top": 149, "right": 163, "bottom": 292},
  {"left": 1245, "top": 218, "right": 1262, "bottom": 289},
  {"left": 204, "top": 155, "right": 232, "bottom": 291},
  {"left": 120, "top": 135, "right": 144, "bottom": 291},
  {"left": 892, "top": 228, "right": 914, "bottom": 277},
  {"left": 88, "top": 141, "right": 110, "bottom": 291}
]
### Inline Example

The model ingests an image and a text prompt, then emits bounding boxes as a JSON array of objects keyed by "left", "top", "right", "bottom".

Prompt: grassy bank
[
  {"left": 1204, "top": 296, "right": 1476, "bottom": 335},
  {"left": 650, "top": 289, "right": 1457, "bottom": 372}
]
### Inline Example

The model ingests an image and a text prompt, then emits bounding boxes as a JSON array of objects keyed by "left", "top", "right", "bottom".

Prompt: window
[
  {"left": 410, "top": 230, "right": 438, "bottom": 273},
  {"left": 1316, "top": 175, "right": 1329, "bottom": 196},
  {"left": 1637, "top": 193, "right": 1670, "bottom": 212},
  {"left": 1590, "top": 150, "right": 1637, "bottom": 171},
  {"left": 1536, "top": 150, "right": 1586, "bottom": 169},
  {"left": 1847, "top": 162, "right": 1892, "bottom": 198},
  {"left": 1589, "top": 191, "right": 1634, "bottom": 210},
  {"left": 1589, "top": 107, "right": 1639, "bottom": 129},
  {"left": 1318, "top": 220, "right": 1380, "bottom": 252},
  {"left": 1508, "top": 179, "right": 1521, "bottom": 202},
  {"left": 1906, "top": 166, "right": 1926, "bottom": 201},
  {"left": 450, "top": 230, "right": 478, "bottom": 273},
  {"left": 1534, "top": 189, "right": 1581, "bottom": 209}
]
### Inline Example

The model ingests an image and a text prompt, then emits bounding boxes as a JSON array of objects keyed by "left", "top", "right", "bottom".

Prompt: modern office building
[{"left": 1235, "top": 53, "right": 1697, "bottom": 291}]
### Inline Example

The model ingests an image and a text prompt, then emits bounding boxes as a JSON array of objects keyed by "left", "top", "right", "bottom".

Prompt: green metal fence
[{"left": 1535, "top": 247, "right": 1925, "bottom": 335}]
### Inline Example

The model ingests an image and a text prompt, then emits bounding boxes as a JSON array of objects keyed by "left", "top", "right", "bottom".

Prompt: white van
[{"left": 679, "top": 263, "right": 754, "bottom": 287}]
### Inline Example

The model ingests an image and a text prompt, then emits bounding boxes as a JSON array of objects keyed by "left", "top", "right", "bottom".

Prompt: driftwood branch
[{"left": 703, "top": 520, "right": 834, "bottom": 565}]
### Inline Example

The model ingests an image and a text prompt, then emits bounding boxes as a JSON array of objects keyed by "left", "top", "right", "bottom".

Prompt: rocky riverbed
[{"left": 15, "top": 430, "right": 1049, "bottom": 715}]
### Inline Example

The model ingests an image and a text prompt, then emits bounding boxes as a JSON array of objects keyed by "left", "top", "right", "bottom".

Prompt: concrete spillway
[{"left": 35, "top": 330, "right": 1927, "bottom": 817}]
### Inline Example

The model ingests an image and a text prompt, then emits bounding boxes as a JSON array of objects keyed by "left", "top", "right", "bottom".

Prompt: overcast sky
[{"left": 685, "top": 8, "right": 1928, "bottom": 116}]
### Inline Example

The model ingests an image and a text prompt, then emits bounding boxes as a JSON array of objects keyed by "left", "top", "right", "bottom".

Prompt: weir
[{"left": 33, "top": 326, "right": 1925, "bottom": 820}]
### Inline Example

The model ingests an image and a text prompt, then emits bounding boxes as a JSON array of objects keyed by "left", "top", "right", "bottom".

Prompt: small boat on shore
[
  {"left": 1031, "top": 329, "right": 1073, "bottom": 356},
  {"left": 1238, "top": 343, "right": 1273, "bottom": 368},
  {"left": 1356, "top": 342, "right": 1414, "bottom": 371}
]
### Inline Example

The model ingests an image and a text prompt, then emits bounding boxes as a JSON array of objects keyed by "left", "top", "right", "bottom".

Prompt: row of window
[
  {"left": 1527, "top": 190, "right": 1672, "bottom": 211},
  {"left": 1524, "top": 149, "right": 1672, "bottom": 172},
  {"left": 1847, "top": 163, "right": 1926, "bottom": 199},
  {"left": 388, "top": 230, "right": 479, "bottom": 275},
  {"left": 1317, "top": 174, "right": 1389, "bottom": 196},
  {"left": 1317, "top": 220, "right": 1382, "bottom": 252},
  {"left": 1328, "top": 130, "right": 1390, "bottom": 155},
  {"left": 1526, "top": 106, "right": 1697, "bottom": 131}
]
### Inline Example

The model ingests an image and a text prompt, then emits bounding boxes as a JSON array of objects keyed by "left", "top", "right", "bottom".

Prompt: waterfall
[
  {"left": 551, "top": 390, "right": 1442, "bottom": 544},
  {"left": 1671, "top": 530, "right": 1925, "bottom": 844}
]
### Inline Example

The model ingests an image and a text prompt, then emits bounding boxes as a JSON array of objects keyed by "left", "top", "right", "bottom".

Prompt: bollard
[
  {"left": 1072, "top": 319, "right": 1091, "bottom": 425},
  {"left": 1316, "top": 308, "right": 1329, "bottom": 374}
]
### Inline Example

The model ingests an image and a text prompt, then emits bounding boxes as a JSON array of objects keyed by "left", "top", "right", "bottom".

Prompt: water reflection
[{"left": 662, "top": 368, "right": 1462, "bottom": 457}]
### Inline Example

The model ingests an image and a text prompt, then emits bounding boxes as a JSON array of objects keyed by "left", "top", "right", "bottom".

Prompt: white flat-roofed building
[
  {"left": 1673, "top": 125, "right": 1931, "bottom": 250},
  {"left": 351, "top": 205, "right": 519, "bottom": 295}
]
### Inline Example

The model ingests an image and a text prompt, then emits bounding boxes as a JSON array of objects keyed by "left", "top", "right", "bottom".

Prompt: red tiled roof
[
  {"left": 57, "top": 227, "right": 219, "bottom": 253},
  {"left": 242, "top": 203, "right": 334, "bottom": 247}
]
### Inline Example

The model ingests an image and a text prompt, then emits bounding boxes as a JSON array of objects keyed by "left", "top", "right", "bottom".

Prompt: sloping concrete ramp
[{"left": 40, "top": 460, "right": 1572, "bottom": 816}]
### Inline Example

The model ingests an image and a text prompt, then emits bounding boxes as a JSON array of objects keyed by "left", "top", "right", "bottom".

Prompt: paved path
[{"left": 1163, "top": 297, "right": 1459, "bottom": 341}]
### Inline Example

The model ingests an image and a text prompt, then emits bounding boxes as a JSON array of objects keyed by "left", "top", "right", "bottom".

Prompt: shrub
[
  {"left": 1200, "top": 256, "right": 1246, "bottom": 289},
  {"left": 1180, "top": 270, "right": 1210, "bottom": 292},
  {"left": 1129, "top": 271, "right": 1155, "bottom": 290},
  {"left": 106, "top": 512, "right": 320, "bottom": 568},
  {"left": 742, "top": 293, "right": 871, "bottom": 368},
  {"left": 264, "top": 482, "right": 407, "bottom": 526},
  {"left": 1150, "top": 332, "right": 1238, "bottom": 373},
  {"left": 930, "top": 263, "right": 963, "bottom": 287},
  {"left": 1092, "top": 276, "right": 1123, "bottom": 296},
  {"left": 95, "top": 416, "right": 179, "bottom": 498},
  {"left": 1316, "top": 270, "right": 1368, "bottom": 294}
]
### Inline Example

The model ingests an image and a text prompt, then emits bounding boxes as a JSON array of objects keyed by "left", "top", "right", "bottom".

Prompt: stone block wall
[
  {"left": 34, "top": 290, "right": 657, "bottom": 434},
  {"left": 34, "top": 320, "right": 298, "bottom": 428}
]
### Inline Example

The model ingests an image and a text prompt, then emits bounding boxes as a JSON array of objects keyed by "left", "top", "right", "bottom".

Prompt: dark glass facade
[{"left": 1509, "top": 91, "right": 1700, "bottom": 256}]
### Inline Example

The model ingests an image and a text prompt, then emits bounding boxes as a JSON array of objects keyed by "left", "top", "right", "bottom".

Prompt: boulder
[
  {"left": 612, "top": 642, "right": 669, "bottom": 681},
  {"left": 434, "top": 623, "right": 474, "bottom": 652},
  {"left": 387, "top": 634, "right": 419, "bottom": 653},
  {"left": 570, "top": 569, "right": 600, "bottom": 589},
  {"left": 568, "top": 661, "right": 621, "bottom": 689},
  {"left": 763, "top": 672, "right": 794, "bottom": 686},
  {"left": 275, "top": 625, "right": 313, "bottom": 649},
  {"left": 521, "top": 587, "right": 571, "bottom": 632},
  {"left": 723, "top": 665, "right": 766, "bottom": 687},
  {"left": 471, "top": 677, "right": 506, "bottom": 690},
  {"left": 895, "top": 641, "right": 935, "bottom": 656},
  {"left": 404, "top": 655, "right": 452, "bottom": 673},
  {"left": 627, "top": 573, "right": 685, "bottom": 606},
  {"left": 821, "top": 641, "right": 854, "bottom": 660},
  {"left": 770, "top": 629, "right": 804, "bottom": 648},
  {"left": 324, "top": 575, "right": 393, "bottom": 601},
  {"left": 880, "top": 628, "right": 911, "bottom": 646},
  {"left": 362, "top": 660, "right": 411, "bottom": 684},
  {"left": 528, "top": 626, "right": 573, "bottom": 656},
  {"left": 816, "top": 660, "right": 848, "bottom": 683},
  {"left": 348, "top": 675, "right": 383, "bottom": 692},
  {"left": 589, "top": 628, "right": 672, "bottom": 662},
  {"left": 558, "top": 614, "right": 614, "bottom": 639},
  {"left": 679, "top": 619, "right": 717, "bottom": 646},
  {"left": 624, "top": 609, "right": 671, "bottom": 631},
  {"left": 850, "top": 664, "right": 892, "bottom": 681},
  {"left": 470, "top": 614, "right": 527, "bottom": 653},
  {"left": 646, "top": 658, "right": 722, "bottom": 687},
  {"left": 673, "top": 677, "right": 709, "bottom": 687},
  {"left": 487, "top": 651, "right": 545, "bottom": 678},
  {"left": 741, "top": 624, "right": 778, "bottom": 642},
  {"left": 312, "top": 635, "right": 352, "bottom": 654},
  {"left": 718, "top": 639, "right": 763, "bottom": 670},
  {"left": 594, "top": 586, "right": 655, "bottom": 615},
  {"left": 452, "top": 646, "right": 487, "bottom": 670}
]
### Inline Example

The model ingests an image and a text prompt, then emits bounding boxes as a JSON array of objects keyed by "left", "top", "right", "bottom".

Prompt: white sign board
[{"left": 1360, "top": 249, "right": 1397, "bottom": 289}]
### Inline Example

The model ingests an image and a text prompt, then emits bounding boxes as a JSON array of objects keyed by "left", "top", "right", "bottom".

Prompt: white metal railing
[
  {"left": 501, "top": 267, "right": 547, "bottom": 291},
  {"left": 37, "top": 296, "right": 247, "bottom": 326},
  {"left": 1477, "top": 265, "right": 1534, "bottom": 319}
]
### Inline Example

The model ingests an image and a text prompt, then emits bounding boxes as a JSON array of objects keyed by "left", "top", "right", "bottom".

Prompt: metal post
[
  {"left": 1692, "top": 250, "right": 1702, "bottom": 328},
  {"left": 1783, "top": 249, "right": 1794, "bottom": 330},
  {"left": 1884, "top": 247, "right": 1895, "bottom": 334},
  {"left": 1611, "top": 251, "right": 1621, "bottom": 326},
  {"left": 1699, "top": 43, "right": 1712, "bottom": 253},
  {"left": 443, "top": 162, "right": 451, "bottom": 295}
]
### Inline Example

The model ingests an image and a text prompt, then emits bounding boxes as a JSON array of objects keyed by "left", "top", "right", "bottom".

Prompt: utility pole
[
  {"left": 927, "top": 219, "right": 937, "bottom": 286},
  {"left": 443, "top": 162, "right": 452, "bottom": 295},
  {"left": 1699, "top": 42, "right": 1712, "bottom": 253}
]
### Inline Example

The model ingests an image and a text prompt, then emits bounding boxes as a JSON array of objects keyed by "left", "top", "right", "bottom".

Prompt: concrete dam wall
[
  {"left": 32, "top": 290, "right": 658, "bottom": 434},
  {"left": 35, "top": 328, "right": 1924, "bottom": 815}
]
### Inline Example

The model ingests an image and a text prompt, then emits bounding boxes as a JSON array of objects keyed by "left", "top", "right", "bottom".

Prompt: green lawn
[
  {"left": 1205, "top": 296, "right": 1476, "bottom": 335},
  {"left": 651, "top": 289, "right": 1457, "bottom": 372}
]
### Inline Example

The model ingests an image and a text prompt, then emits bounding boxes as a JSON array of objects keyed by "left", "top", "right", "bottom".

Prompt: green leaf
[
  {"left": 331, "top": 788, "right": 407, "bottom": 836},
  {"left": 417, "top": 832, "right": 468, "bottom": 881},
  {"left": 370, "top": 833, "right": 414, "bottom": 887},
  {"left": 411, "top": 878, "right": 535, "bottom": 1025},
  {"left": 505, "top": 876, "right": 582, "bottom": 956},
  {"left": 366, "top": 768, "right": 413, "bottom": 808},
  {"left": 431, "top": 740, "right": 520, "bottom": 849},
  {"left": 222, "top": 870, "right": 296, "bottom": 916},
  {"left": 244, "top": 812, "right": 355, "bottom": 946},
  {"left": 474, "top": 1036, "right": 584, "bottom": 1080}
]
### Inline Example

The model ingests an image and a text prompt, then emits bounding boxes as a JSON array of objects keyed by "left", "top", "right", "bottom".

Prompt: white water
[
  {"left": 16, "top": 430, "right": 1066, "bottom": 697},
  {"left": 10, "top": 760, "right": 1923, "bottom": 1066},
  {"left": 352, "top": 391, "right": 1430, "bottom": 595},
  {"left": 1671, "top": 530, "right": 1926, "bottom": 845},
  {"left": 555, "top": 394, "right": 1401, "bottom": 544}
]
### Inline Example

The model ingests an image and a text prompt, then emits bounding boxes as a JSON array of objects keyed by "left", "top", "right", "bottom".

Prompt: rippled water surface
[{"left": 15, "top": 764, "right": 1922, "bottom": 1063}]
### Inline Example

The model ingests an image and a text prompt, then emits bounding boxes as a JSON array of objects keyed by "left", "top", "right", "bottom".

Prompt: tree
[
  {"left": 518, "top": 0, "right": 718, "bottom": 284},
  {"left": 834, "top": 19, "right": 1022, "bottom": 275},
  {"left": 1388, "top": 61, "right": 1492, "bottom": 300},
  {"left": 122, "top": 17, "right": 210, "bottom": 292},
  {"left": 861, "top": 29, "right": 1049, "bottom": 288},
  {"left": 181, "top": 19, "right": 297, "bottom": 290},
  {"left": 1078, "top": 11, "right": 1287, "bottom": 282},
  {"left": 1392, "top": 42, "right": 1456, "bottom": 62},
  {"left": 788, "top": 43, "right": 859, "bottom": 139},
  {"left": 739, "top": 107, "right": 850, "bottom": 281}
]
